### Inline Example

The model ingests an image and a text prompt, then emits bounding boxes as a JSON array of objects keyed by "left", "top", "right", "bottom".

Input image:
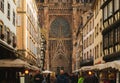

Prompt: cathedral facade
[{"left": 36, "top": 0, "right": 91, "bottom": 73}]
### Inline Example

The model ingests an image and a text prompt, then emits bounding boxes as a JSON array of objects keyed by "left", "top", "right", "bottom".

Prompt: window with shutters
[
  {"left": 0, "top": 0, "right": 4, "bottom": 12},
  {"left": 7, "top": 3, "right": 10, "bottom": 20},
  {"left": 13, "top": 11, "right": 15, "bottom": 26}
]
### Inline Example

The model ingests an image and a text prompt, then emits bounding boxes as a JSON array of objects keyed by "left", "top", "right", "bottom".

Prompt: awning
[
  {"left": 99, "top": 60, "right": 120, "bottom": 71},
  {"left": 79, "top": 60, "right": 120, "bottom": 71},
  {"left": 30, "top": 65, "right": 40, "bottom": 71},
  {"left": 80, "top": 65, "right": 94, "bottom": 71},
  {"left": 0, "top": 59, "right": 31, "bottom": 69}
]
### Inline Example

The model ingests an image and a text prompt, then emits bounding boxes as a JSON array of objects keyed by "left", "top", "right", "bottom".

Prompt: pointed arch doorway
[{"left": 48, "top": 17, "right": 72, "bottom": 73}]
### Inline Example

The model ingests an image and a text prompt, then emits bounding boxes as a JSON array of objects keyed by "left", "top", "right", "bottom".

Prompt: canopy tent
[{"left": 0, "top": 59, "right": 31, "bottom": 69}]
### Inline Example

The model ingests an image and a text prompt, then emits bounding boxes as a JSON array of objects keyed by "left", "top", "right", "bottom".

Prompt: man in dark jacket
[
  {"left": 34, "top": 70, "right": 43, "bottom": 83},
  {"left": 56, "top": 70, "right": 69, "bottom": 83}
]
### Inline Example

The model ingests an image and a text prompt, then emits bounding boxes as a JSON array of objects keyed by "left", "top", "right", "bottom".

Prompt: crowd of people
[{"left": 30, "top": 70, "right": 99, "bottom": 83}]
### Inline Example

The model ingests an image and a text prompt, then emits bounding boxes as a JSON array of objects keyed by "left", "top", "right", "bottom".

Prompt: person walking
[
  {"left": 42, "top": 74, "right": 47, "bottom": 83},
  {"left": 50, "top": 72, "right": 57, "bottom": 83},
  {"left": 33, "top": 70, "right": 43, "bottom": 83},
  {"left": 56, "top": 70, "right": 69, "bottom": 83},
  {"left": 78, "top": 73, "right": 84, "bottom": 83}
]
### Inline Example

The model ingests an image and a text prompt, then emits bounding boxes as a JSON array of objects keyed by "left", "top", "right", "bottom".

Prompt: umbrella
[{"left": 42, "top": 70, "right": 52, "bottom": 74}]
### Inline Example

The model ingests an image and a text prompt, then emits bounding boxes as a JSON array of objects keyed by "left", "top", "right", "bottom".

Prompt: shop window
[
  {"left": 0, "top": 0, "right": 4, "bottom": 12},
  {"left": 7, "top": 3, "right": 10, "bottom": 20}
]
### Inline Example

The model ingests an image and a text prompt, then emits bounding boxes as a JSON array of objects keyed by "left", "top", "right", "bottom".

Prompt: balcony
[{"left": 80, "top": 57, "right": 93, "bottom": 67}]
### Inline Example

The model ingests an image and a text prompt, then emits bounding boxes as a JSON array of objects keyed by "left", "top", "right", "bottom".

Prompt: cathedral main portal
[{"left": 49, "top": 17, "right": 72, "bottom": 73}]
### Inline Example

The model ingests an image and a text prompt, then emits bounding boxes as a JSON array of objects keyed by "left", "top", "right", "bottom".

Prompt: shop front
[
  {"left": 99, "top": 68, "right": 118, "bottom": 83},
  {"left": 79, "top": 60, "right": 120, "bottom": 83},
  {"left": 0, "top": 59, "right": 39, "bottom": 83}
]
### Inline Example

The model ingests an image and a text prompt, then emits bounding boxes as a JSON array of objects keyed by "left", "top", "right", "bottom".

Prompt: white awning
[
  {"left": 79, "top": 60, "right": 120, "bottom": 71},
  {"left": 100, "top": 60, "right": 120, "bottom": 71},
  {"left": 80, "top": 65, "right": 94, "bottom": 71},
  {"left": 0, "top": 59, "right": 31, "bottom": 69}
]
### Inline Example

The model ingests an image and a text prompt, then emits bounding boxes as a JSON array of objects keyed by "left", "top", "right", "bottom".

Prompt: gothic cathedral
[{"left": 36, "top": 0, "right": 90, "bottom": 73}]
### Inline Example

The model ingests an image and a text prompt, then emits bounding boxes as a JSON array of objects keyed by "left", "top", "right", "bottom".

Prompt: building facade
[
  {"left": 98, "top": 0, "right": 120, "bottom": 82},
  {"left": 93, "top": 0, "right": 104, "bottom": 64},
  {"left": 0, "top": 0, "right": 18, "bottom": 82},
  {"left": 101, "top": 0, "right": 120, "bottom": 62},
  {"left": 16, "top": 0, "right": 39, "bottom": 66},
  {"left": 73, "top": 0, "right": 93, "bottom": 71},
  {"left": 80, "top": 11, "right": 94, "bottom": 67}
]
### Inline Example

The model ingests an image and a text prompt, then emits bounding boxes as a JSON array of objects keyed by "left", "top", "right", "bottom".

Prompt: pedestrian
[
  {"left": 34, "top": 70, "right": 43, "bottom": 83},
  {"left": 50, "top": 72, "right": 57, "bottom": 83},
  {"left": 46, "top": 73, "right": 51, "bottom": 83},
  {"left": 42, "top": 74, "right": 47, "bottom": 83},
  {"left": 78, "top": 72, "right": 84, "bottom": 83},
  {"left": 56, "top": 70, "right": 69, "bottom": 83}
]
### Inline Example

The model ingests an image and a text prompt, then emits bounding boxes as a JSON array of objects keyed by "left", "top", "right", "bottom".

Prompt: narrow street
[{"left": 0, "top": 0, "right": 120, "bottom": 83}]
